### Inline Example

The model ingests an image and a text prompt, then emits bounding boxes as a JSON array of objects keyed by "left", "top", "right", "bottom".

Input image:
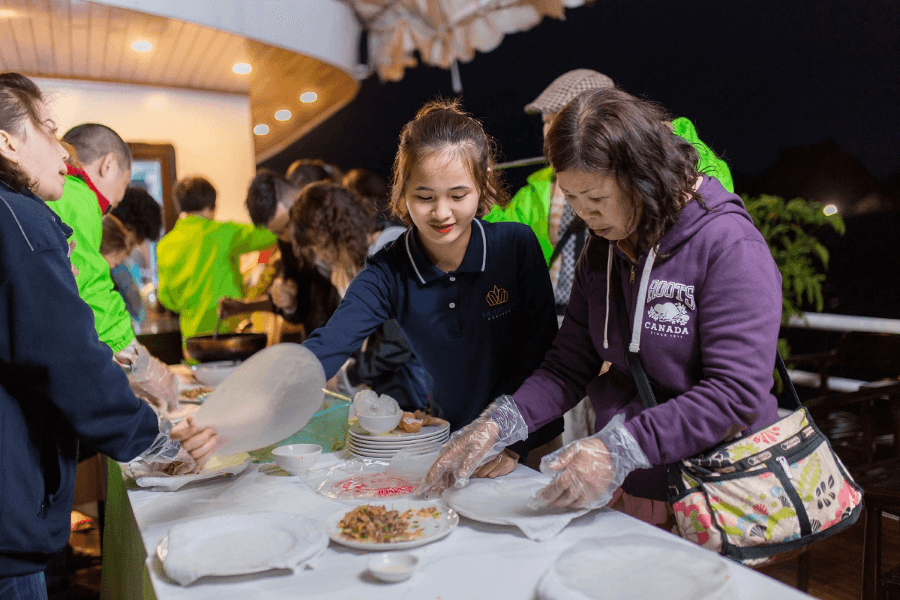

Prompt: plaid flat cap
[{"left": 524, "top": 69, "right": 615, "bottom": 115}]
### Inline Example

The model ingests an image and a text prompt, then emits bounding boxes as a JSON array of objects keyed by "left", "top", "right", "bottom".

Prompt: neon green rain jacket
[
  {"left": 156, "top": 215, "right": 277, "bottom": 339},
  {"left": 484, "top": 117, "right": 734, "bottom": 265},
  {"left": 49, "top": 175, "right": 135, "bottom": 353}
]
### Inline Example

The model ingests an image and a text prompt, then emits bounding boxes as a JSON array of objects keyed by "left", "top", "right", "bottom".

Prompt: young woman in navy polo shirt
[{"left": 300, "top": 99, "right": 562, "bottom": 476}]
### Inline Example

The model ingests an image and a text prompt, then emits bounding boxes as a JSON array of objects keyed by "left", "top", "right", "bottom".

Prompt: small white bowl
[
  {"left": 367, "top": 552, "right": 418, "bottom": 582},
  {"left": 271, "top": 444, "right": 322, "bottom": 474},
  {"left": 191, "top": 360, "right": 240, "bottom": 386},
  {"left": 357, "top": 412, "right": 403, "bottom": 435}
]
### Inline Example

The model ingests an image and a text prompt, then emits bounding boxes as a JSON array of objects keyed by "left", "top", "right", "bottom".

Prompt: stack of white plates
[{"left": 348, "top": 418, "right": 450, "bottom": 459}]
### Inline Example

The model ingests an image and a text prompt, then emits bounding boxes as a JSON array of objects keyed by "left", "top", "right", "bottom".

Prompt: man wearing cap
[{"left": 485, "top": 69, "right": 733, "bottom": 314}]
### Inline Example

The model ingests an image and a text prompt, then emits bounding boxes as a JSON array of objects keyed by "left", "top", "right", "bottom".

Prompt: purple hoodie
[{"left": 513, "top": 176, "right": 782, "bottom": 492}]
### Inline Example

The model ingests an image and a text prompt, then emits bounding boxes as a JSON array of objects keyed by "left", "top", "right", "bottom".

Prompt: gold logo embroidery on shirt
[{"left": 486, "top": 285, "right": 508, "bottom": 307}]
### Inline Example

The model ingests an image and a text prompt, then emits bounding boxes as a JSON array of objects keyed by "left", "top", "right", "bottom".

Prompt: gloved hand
[
  {"left": 474, "top": 447, "right": 520, "bottom": 479},
  {"left": 115, "top": 340, "right": 180, "bottom": 414},
  {"left": 417, "top": 395, "right": 528, "bottom": 498},
  {"left": 134, "top": 413, "right": 218, "bottom": 472},
  {"left": 536, "top": 414, "right": 650, "bottom": 509}
]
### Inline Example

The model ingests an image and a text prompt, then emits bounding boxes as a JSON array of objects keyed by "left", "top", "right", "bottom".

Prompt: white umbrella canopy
[{"left": 346, "top": 0, "right": 584, "bottom": 90}]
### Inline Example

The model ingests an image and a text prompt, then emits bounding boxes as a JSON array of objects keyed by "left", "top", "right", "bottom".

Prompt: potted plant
[{"left": 742, "top": 194, "right": 846, "bottom": 358}]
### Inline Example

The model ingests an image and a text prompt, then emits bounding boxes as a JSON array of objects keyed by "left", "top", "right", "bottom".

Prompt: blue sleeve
[
  {"left": 302, "top": 262, "right": 394, "bottom": 379},
  {"left": 7, "top": 246, "right": 159, "bottom": 462},
  {"left": 497, "top": 226, "right": 558, "bottom": 394}
]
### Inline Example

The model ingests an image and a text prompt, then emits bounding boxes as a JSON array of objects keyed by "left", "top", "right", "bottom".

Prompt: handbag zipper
[{"left": 776, "top": 455, "right": 793, "bottom": 480}]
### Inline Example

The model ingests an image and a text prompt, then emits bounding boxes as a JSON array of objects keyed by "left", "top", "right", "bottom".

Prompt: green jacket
[
  {"left": 156, "top": 215, "right": 277, "bottom": 339},
  {"left": 484, "top": 117, "right": 734, "bottom": 265},
  {"left": 49, "top": 175, "right": 135, "bottom": 353}
]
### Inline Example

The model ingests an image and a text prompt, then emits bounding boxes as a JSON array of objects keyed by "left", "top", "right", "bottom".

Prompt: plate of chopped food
[{"left": 325, "top": 500, "right": 458, "bottom": 550}]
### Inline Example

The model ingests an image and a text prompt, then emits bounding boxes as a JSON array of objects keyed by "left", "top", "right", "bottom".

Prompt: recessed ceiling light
[
  {"left": 233, "top": 62, "right": 252, "bottom": 75},
  {"left": 132, "top": 40, "right": 153, "bottom": 52},
  {"left": 300, "top": 92, "right": 317, "bottom": 103},
  {"left": 274, "top": 110, "right": 292, "bottom": 121},
  {"left": 253, "top": 124, "right": 270, "bottom": 136},
  {"left": 0, "top": 9, "right": 22, "bottom": 18}
]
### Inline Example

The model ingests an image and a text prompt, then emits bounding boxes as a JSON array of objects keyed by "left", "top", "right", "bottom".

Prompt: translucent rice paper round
[{"left": 193, "top": 344, "right": 326, "bottom": 456}]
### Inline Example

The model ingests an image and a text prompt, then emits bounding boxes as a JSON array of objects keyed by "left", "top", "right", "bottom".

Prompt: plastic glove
[
  {"left": 417, "top": 395, "right": 528, "bottom": 498},
  {"left": 536, "top": 414, "right": 651, "bottom": 509},
  {"left": 474, "top": 447, "right": 520, "bottom": 479},
  {"left": 115, "top": 340, "right": 180, "bottom": 414},
  {"left": 269, "top": 277, "right": 298, "bottom": 312},
  {"left": 134, "top": 414, "right": 218, "bottom": 473}
]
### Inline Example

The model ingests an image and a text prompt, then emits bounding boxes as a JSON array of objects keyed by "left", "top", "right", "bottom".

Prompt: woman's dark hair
[
  {"left": 111, "top": 186, "right": 163, "bottom": 242},
  {"left": 285, "top": 158, "right": 341, "bottom": 188},
  {"left": 245, "top": 169, "right": 283, "bottom": 226},
  {"left": 290, "top": 181, "right": 376, "bottom": 273},
  {"left": 0, "top": 72, "right": 46, "bottom": 192},
  {"left": 544, "top": 88, "right": 701, "bottom": 258},
  {"left": 174, "top": 176, "right": 216, "bottom": 213},
  {"left": 390, "top": 98, "right": 508, "bottom": 226},
  {"left": 99, "top": 214, "right": 132, "bottom": 259},
  {"left": 343, "top": 167, "right": 396, "bottom": 227}
]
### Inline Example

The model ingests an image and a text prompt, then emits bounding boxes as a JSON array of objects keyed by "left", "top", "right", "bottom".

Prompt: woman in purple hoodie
[{"left": 420, "top": 88, "right": 782, "bottom": 508}]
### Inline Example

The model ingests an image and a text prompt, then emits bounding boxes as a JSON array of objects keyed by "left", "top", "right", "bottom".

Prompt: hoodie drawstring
[
  {"left": 604, "top": 241, "right": 658, "bottom": 353},
  {"left": 603, "top": 241, "right": 614, "bottom": 348},
  {"left": 629, "top": 246, "right": 657, "bottom": 353}
]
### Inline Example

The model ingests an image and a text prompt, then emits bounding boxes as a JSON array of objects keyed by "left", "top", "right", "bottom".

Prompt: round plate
[
  {"left": 325, "top": 500, "right": 458, "bottom": 551},
  {"left": 156, "top": 512, "right": 328, "bottom": 586},
  {"left": 443, "top": 476, "right": 580, "bottom": 525},
  {"left": 537, "top": 534, "right": 734, "bottom": 600},
  {"left": 348, "top": 446, "right": 443, "bottom": 459},
  {"left": 348, "top": 435, "right": 448, "bottom": 451},
  {"left": 348, "top": 430, "right": 448, "bottom": 446},
  {"left": 348, "top": 419, "right": 449, "bottom": 442}
]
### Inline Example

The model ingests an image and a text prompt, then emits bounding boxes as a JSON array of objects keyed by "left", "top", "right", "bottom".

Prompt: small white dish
[
  {"left": 271, "top": 444, "right": 322, "bottom": 474},
  {"left": 367, "top": 552, "right": 419, "bottom": 582},
  {"left": 191, "top": 360, "right": 240, "bottom": 386},
  {"left": 356, "top": 412, "right": 403, "bottom": 435}
]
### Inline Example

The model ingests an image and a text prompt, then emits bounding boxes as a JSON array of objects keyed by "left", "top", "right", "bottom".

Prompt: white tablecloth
[{"left": 107, "top": 453, "right": 812, "bottom": 600}]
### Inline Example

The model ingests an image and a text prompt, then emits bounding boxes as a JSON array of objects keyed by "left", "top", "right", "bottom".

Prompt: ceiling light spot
[
  {"left": 253, "top": 124, "right": 270, "bottom": 136},
  {"left": 233, "top": 62, "right": 252, "bottom": 75},
  {"left": 274, "top": 110, "right": 292, "bottom": 121},
  {"left": 132, "top": 40, "right": 153, "bottom": 52},
  {"left": 300, "top": 92, "right": 318, "bottom": 103},
  {"left": 823, "top": 204, "right": 838, "bottom": 216}
]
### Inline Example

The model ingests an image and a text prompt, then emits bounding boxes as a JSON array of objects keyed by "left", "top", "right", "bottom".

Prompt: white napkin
[{"left": 443, "top": 476, "right": 591, "bottom": 541}]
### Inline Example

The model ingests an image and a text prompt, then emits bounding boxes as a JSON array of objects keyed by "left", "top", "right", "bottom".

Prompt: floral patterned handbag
[{"left": 613, "top": 272, "right": 863, "bottom": 566}]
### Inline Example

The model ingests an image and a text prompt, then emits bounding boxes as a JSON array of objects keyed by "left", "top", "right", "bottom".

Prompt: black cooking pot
[{"left": 184, "top": 333, "right": 268, "bottom": 363}]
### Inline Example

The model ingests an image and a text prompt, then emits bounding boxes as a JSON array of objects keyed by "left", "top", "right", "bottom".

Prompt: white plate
[
  {"left": 349, "top": 430, "right": 448, "bottom": 444},
  {"left": 348, "top": 437, "right": 447, "bottom": 452},
  {"left": 536, "top": 534, "right": 734, "bottom": 600},
  {"left": 348, "top": 419, "right": 449, "bottom": 442},
  {"left": 348, "top": 433, "right": 449, "bottom": 449},
  {"left": 131, "top": 454, "right": 251, "bottom": 492},
  {"left": 156, "top": 512, "right": 328, "bottom": 586},
  {"left": 191, "top": 360, "right": 240, "bottom": 386},
  {"left": 325, "top": 500, "right": 457, "bottom": 550},
  {"left": 349, "top": 447, "right": 443, "bottom": 460},
  {"left": 443, "top": 476, "right": 582, "bottom": 525}
]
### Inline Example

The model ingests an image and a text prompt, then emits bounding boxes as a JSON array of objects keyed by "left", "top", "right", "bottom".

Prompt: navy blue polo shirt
[{"left": 304, "top": 219, "right": 559, "bottom": 431}]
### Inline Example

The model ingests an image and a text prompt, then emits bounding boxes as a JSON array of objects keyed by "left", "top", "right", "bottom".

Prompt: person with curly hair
[
  {"left": 300, "top": 99, "right": 562, "bottom": 475},
  {"left": 289, "top": 181, "right": 431, "bottom": 410}
]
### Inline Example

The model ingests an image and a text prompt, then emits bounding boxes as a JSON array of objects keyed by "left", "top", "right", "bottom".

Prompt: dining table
[{"left": 100, "top": 448, "right": 814, "bottom": 600}]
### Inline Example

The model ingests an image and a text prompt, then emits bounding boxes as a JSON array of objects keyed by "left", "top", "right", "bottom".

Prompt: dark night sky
[{"left": 263, "top": 0, "right": 900, "bottom": 186}]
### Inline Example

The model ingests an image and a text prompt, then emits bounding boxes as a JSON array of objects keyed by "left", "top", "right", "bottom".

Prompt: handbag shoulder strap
[{"left": 610, "top": 258, "right": 802, "bottom": 412}]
